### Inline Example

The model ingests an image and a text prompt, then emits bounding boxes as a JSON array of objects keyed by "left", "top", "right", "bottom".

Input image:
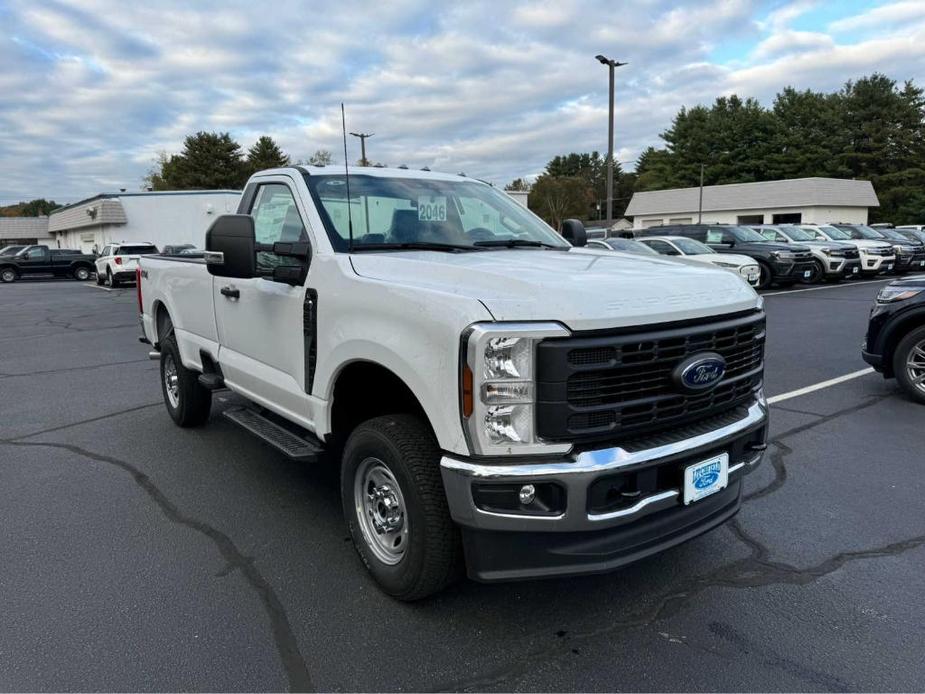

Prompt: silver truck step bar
[{"left": 223, "top": 406, "right": 325, "bottom": 461}]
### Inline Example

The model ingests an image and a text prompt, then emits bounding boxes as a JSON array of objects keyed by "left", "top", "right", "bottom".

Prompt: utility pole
[
  {"left": 698, "top": 162, "right": 705, "bottom": 223},
  {"left": 595, "top": 55, "right": 627, "bottom": 223},
  {"left": 350, "top": 132, "right": 374, "bottom": 166}
]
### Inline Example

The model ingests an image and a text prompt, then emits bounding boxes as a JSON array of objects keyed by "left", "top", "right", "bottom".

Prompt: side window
[
  {"left": 26, "top": 247, "right": 45, "bottom": 259},
  {"left": 249, "top": 183, "right": 307, "bottom": 274},
  {"left": 758, "top": 229, "right": 782, "bottom": 242},
  {"left": 684, "top": 228, "right": 708, "bottom": 242}
]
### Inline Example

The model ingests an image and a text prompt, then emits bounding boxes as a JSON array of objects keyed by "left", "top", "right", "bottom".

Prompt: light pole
[
  {"left": 697, "top": 151, "right": 729, "bottom": 223},
  {"left": 595, "top": 54, "right": 627, "bottom": 223},
  {"left": 350, "top": 132, "right": 374, "bottom": 166}
]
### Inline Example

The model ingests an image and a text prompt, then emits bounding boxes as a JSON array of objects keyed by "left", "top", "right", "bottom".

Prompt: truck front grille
[{"left": 535, "top": 312, "right": 765, "bottom": 443}]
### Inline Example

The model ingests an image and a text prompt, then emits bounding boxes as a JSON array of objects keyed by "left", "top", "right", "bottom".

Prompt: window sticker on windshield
[
  {"left": 418, "top": 196, "right": 447, "bottom": 222},
  {"left": 706, "top": 230, "right": 724, "bottom": 243}
]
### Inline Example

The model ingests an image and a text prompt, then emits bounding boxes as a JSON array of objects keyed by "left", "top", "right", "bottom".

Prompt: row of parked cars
[
  {"left": 0, "top": 242, "right": 199, "bottom": 285},
  {"left": 590, "top": 222, "right": 925, "bottom": 290}
]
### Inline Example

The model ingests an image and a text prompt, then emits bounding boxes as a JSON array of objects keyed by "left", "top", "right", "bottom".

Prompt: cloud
[{"left": 0, "top": 0, "right": 924, "bottom": 203}]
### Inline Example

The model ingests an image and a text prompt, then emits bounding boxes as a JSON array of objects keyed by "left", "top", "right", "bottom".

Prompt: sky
[{"left": 1, "top": 0, "right": 924, "bottom": 205}]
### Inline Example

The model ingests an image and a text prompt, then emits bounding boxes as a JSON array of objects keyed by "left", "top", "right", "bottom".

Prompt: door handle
[{"left": 220, "top": 286, "right": 240, "bottom": 299}]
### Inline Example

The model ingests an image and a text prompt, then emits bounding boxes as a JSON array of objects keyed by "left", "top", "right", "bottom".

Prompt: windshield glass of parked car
[
  {"left": 304, "top": 174, "right": 569, "bottom": 252},
  {"left": 730, "top": 226, "right": 769, "bottom": 243},
  {"left": 602, "top": 239, "right": 659, "bottom": 255},
  {"left": 0, "top": 245, "right": 25, "bottom": 255},
  {"left": 814, "top": 225, "right": 850, "bottom": 240},
  {"left": 879, "top": 228, "right": 920, "bottom": 244},
  {"left": 779, "top": 226, "right": 816, "bottom": 242},
  {"left": 836, "top": 224, "right": 884, "bottom": 240},
  {"left": 673, "top": 238, "right": 715, "bottom": 254}
]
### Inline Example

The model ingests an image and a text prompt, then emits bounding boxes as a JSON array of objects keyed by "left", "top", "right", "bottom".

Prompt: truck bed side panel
[{"left": 141, "top": 257, "right": 217, "bottom": 370}]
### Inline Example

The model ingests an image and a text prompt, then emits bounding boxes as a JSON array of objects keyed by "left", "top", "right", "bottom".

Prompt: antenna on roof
[{"left": 341, "top": 103, "right": 354, "bottom": 252}]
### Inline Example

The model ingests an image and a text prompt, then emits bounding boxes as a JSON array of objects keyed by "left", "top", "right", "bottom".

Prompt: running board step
[
  {"left": 198, "top": 373, "right": 225, "bottom": 390},
  {"left": 222, "top": 406, "right": 324, "bottom": 461}
]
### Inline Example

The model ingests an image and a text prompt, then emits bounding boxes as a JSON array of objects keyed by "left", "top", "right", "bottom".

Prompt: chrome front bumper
[{"left": 440, "top": 399, "right": 768, "bottom": 533}]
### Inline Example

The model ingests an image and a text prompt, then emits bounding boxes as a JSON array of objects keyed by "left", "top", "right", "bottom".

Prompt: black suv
[
  {"left": 863, "top": 277, "right": 925, "bottom": 403},
  {"left": 832, "top": 224, "right": 925, "bottom": 275},
  {"left": 636, "top": 224, "right": 813, "bottom": 289}
]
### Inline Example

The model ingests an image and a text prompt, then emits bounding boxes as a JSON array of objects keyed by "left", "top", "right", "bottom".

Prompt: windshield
[
  {"left": 603, "top": 238, "right": 658, "bottom": 255},
  {"left": 879, "top": 228, "right": 918, "bottom": 243},
  {"left": 835, "top": 224, "right": 884, "bottom": 240},
  {"left": 0, "top": 245, "right": 25, "bottom": 255},
  {"left": 673, "top": 238, "right": 714, "bottom": 254},
  {"left": 778, "top": 225, "right": 815, "bottom": 241},
  {"left": 816, "top": 225, "right": 851, "bottom": 240},
  {"left": 730, "top": 226, "right": 769, "bottom": 243},
  {"left": 304, "top": 174, "right": 569, "bottom": 252}
]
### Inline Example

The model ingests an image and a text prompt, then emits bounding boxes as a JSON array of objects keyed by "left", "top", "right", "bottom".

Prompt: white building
[
  {"left": 506, "top": 190, "right": 529, "bottom": 208},
  {"left": 48, "top": 190, "right": 241, "bottom": 253},
  {"left": 0, "top": 217, "right": 55, "bottom": 247},
  {"left": 625, "top": 177, "right": 879, "bottom": 229}
]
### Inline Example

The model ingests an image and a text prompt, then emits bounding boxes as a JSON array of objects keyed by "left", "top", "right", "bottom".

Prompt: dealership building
[
  {"left": 48, "top": 190, "right": 240, "bottom": 254},
  {"left": 0, "top": 217, "right": 55, "bottom": 248},
  {"left": 625, "top": 177, "right": 879, "bottom": 229}
]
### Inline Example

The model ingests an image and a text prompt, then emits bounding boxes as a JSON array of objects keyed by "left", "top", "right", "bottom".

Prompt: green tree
[
  {"left": 246, "top": 135, "right": 290, "bottom": 175},
  {"left": 306, "top": 149, "right": 334, "bottom": 166},
  {"left": 144, "top": 132, "right": 248, "bottom": 190},
  {"left": 542, "top": 152, "right": 630, "bottom": 218},
  {"left": 528, "top": 175, "right": 593, "bottom": 230},
  {"left": 0, "top": 199, "right": 62, "bottom": 216},
  {"left": 505, "top": 178, "right": 531, "bottom": 191}
]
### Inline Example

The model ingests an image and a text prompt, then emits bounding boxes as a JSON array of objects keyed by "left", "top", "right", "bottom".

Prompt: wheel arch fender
[{"left": 880, "top": 308, "right": 925, "bottom": 377}]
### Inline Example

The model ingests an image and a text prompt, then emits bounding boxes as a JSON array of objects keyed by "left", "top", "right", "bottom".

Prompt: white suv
[
  {"left": 95, "top": 243, "right": 158, "bottom": 287},
  {"left": 800, "top": 225, "right": 894, "bottom": 276}
]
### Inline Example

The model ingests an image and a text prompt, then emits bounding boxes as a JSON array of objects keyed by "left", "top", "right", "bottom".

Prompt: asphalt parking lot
[{"left": 1, "top": 276, "right": 923, "bottom": 692}]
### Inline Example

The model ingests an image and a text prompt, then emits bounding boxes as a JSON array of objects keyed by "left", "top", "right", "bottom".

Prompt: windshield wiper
[
  {"left": 473, "top": 238, "right": 565, "bottom": 250},
  {"left": 350, "top": 242, "right": 481, "bottom": 253}
]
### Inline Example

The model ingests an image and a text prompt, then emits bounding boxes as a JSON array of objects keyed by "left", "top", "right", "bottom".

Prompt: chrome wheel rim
[
  {"left": 906, "top": 338, "right": 925, "bottom": 394},
  {"left": 76, "top": 268, "right": 89, "bottom": 280},
  {"left": 354, "top": 457, "right": 408, "bottom": 565},
  {"left": 163, "top": 354, "right": 180, "bottom": 408},
  {"left": 1, "top": 270, "right": 14, "bottom": 282}
]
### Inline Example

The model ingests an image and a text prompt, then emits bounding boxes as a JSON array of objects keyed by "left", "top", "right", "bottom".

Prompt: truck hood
[
  {"left": 731, "top": 241, "right": 810, "bottom": 253},
  {"left": 350, "top": 249, "right": 759, "bottom": 331}
]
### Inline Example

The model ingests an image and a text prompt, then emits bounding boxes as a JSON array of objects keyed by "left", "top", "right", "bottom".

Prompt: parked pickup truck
[
  {"left": 0, "top": 245, "right": 96, "bottom": 283},
  {"left": 138, "top": 166, "right": 769, "bottom": 599}
]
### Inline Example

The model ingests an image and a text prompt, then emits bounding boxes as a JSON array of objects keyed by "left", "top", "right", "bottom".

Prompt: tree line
[{"left": 518, "top": 72, "right": 925, "bottom": 227}]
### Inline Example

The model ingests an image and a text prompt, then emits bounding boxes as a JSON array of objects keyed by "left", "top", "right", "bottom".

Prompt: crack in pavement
[
  {"left": 4, "top": 402, "right": 163, "bottom": 442},
  {"left": 437, "top": 519, "right": 924, "bottom": 692},
  {"left": 0, "top": 438, "right": 314, "bottom": 692},
  {"left": 0, "top": 358, "right": 150, "bottom": 380}
]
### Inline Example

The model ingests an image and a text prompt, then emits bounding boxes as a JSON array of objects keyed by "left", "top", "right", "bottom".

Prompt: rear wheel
[
  {"left": 96, "top": 270, "right": 104, "bottom": 285},
  {"left": 73, "top": 266, "right": 90, "bottom": 281},
  {"left": 0, "top": 267, "right": 16, "bottom": 283},
  {"left": 107, "top": 268, "right": 119, "bottom": 288},
  {"left": 159, "top": 336, "right": 212, "bottom": 426},
  {"left": 893, "top": 326, "right": 925, "bottom": 405},
  {"left": 341, "top": 414, "right": 462, "bottom": 600}
]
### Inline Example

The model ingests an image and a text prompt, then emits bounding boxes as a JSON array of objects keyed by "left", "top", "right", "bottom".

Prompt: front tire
[
  {"left": 341, "top": 414, "right": 462, "bottom": 600},
  {"left": 806, "top": 259, "right": 825, "bottom": 284},
  {"left": 159, "top": 336, "right": 212, "bottom": 426},
  {"left": 0, "top": 267, "right": 16, "bottom": 283},
  {"left": 106, "top": 268, "right": 120, "bottom": 288},
  {"left": 756, "top": 262, "right": 773, "bottom": 290},
  {"left": 893, "top": 326, "right": 925, "bottom": 405}
]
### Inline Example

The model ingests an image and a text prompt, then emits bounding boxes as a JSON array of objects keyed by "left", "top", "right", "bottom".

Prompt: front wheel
[
  {"left": 805, "top": 259, "right": 825, "bottom": 284},
  {"left": 756, "top": 262, "right": 773, "bottom": 290},
  {"left": 73, "top": 266, "right": 90, "bottom": 281},
  {"left": 893, "top": 326, "right": 925, "bottom": 405},
  {"left": 341, "top": 414, "right": 462, "bottom": 600},
  {"left": 0, "top": 267, "right": 16, "bottom": 283},
  {"left": 159, "top": 336, "right": 212, "bottom": 426}
]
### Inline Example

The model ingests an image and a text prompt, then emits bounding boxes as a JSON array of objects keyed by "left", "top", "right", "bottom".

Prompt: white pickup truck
[{"left": 138, "top": 166, "right": 768, "bottom": 599}]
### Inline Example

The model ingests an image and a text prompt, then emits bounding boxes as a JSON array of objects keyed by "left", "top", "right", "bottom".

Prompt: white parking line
[
  {"left": 763, "top": 273, "right": 925, "bottom": 297},
  {"left": 767, "top": 367, "right": 875, "bottom": 404},
  {"left": 84, "top": 282, "right": 113, "bottom": 291}
]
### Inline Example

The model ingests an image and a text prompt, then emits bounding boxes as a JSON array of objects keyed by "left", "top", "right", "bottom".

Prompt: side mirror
[
  {"left": 205, "top": 215, "right": 256, "bottom": 278},
  {"left": 561, "top": 219, "right": 587, "bottom": 247}
]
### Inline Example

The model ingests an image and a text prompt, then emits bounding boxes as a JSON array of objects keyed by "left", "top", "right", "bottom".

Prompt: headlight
[
  {"left": 740, "top": 264, "right": 760, "bottom": 276},
  {"left": 771, "top": 251, "right": 794, "bottom": 260},
  {"left": 462, "top": 323, "right": 572, "bottom": 456},
  {"left": 713, "top": 261, "right": 738, "bottom": 268},
  {"left": 893, "top": 245, "right": 907, "bottom": 255},
  {"left": 877, "top": 286, "right": 923, "bottom": 303}
]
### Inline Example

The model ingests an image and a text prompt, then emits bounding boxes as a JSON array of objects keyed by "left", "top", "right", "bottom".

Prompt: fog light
[{"left": 518, "top": 484, "right": 536, "bottom": 505}]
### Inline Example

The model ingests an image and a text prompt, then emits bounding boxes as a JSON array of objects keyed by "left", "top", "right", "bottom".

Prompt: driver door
[{"left": 213, "top": 179, "right": 313, "bottom": 424}]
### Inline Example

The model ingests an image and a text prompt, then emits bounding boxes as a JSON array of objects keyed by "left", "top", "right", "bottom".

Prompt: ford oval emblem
[
  {"left": 673, "top": 352, "right": 727, "bottom": 393},
  {"left": 694, "top": 470, "right": 720, "bottom": 489}
]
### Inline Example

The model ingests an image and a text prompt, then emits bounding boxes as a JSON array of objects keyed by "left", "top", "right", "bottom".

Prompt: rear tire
[
  {"left": 893, "top": 326, "right": 925, "bottom": 405},
  {"left": 73, "top": 266, "right": 90, "bottom": 281},
  {"left": 96, "top": 271, "right": 104, "bottom": 285},
  {"left": 341, "top": 414, "right": 462, "bottom": 600},
  {"left": 159, "top": 336, "right": 212, "bottom": 427}
]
